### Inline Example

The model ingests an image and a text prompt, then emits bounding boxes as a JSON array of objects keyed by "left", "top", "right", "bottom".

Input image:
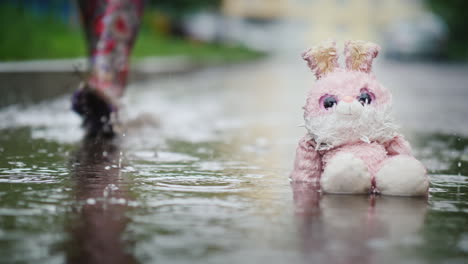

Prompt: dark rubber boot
[{"left": 72, "top": 83, "right": 117, "bottom": 138}]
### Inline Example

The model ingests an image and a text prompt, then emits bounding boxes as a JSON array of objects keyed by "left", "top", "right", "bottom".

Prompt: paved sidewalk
[{"left": 0, "top": 56, "right": 201, "bottom": 107}]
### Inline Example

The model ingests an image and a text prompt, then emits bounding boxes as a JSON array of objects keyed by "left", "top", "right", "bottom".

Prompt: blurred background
[
  {"left": 1, "top": 0, "right": 467, "bottom": 108},
  {"left": 1, "top": 1, "right": 468, "bottom": 264},
  {"left": 0, "top": 0, "right": 467, "bottom": 61}
]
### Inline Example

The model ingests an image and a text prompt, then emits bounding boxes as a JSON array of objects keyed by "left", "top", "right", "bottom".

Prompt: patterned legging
[{"left": 77, "top": 0, "right": 144, "bottom": 99}]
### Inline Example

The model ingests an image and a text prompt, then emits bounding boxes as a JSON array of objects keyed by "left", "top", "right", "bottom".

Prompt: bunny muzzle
[{"left": 335, "top": 97, "right": 364, "bottom": 118}]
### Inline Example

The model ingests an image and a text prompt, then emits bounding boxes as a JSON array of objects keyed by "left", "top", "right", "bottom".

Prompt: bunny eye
[
  {"left": 358, "top": 89, "right": 374, "bottom": 105},
  {"left": 323, "top": 96, "right": 337, "bottom": 109},
  {"left": 358, "top": 92, "right": 372, "bottom": 105}
]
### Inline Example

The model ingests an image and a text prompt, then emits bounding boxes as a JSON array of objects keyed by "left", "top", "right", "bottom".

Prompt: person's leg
[{"left": 73, "top": 0, "right": 144, "bottom": 137}]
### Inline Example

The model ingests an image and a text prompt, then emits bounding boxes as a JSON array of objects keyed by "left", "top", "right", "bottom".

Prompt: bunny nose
[{"left": 342, "top": 96, "right": 354, "bottom": 103}]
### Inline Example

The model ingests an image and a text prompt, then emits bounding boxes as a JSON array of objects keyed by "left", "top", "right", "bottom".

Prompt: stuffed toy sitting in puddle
[{"left": 290, "top": 40, "right": 429, "bottom": 196}]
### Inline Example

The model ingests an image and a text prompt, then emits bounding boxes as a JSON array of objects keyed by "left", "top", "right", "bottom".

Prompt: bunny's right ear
[
  {"left": 344, "top": 40, "right": 380, "bottom": 73},
  {"left": 301, "top": 40, "right": 339, "bottom": 79}
]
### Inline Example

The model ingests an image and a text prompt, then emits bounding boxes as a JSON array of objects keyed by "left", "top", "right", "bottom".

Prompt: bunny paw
[
  {"left": 321, "top": 153, "right": 372, "bottom": 194},
  {"left": 375, "top": 155, "right": 429, "bottom": 196}
]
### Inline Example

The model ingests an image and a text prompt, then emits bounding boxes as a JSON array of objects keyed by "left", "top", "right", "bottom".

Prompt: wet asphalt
[{"left": 0, "top": 57, "right": 467, "bottom": 264}]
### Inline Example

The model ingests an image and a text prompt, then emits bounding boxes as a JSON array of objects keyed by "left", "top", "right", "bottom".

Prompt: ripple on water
[
  {"left": 0, "top": 174, "right": 65, "bottom": 184},
  {"left": 130, "top": 151, "right": 199, "bottom": 163},
  {"left": 128, "top": 156, "right": 262, "bottom": 196},
  {"left": 430, "top": 174, "right": 468, "bottom": 187},
  {"left": 150, "top": 181, "right": 242, "bottom": 193},
  {"left": 428, "top": 174, "right": 468, "bottom": 212}
]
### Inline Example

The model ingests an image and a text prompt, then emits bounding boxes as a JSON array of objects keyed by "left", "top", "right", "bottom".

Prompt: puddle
[{"left": 0, "top": 60, "right": 467, "bottom": 263}]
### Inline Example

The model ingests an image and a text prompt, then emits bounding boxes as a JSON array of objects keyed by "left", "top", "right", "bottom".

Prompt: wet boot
[{"left": 72, "top": 83, "right": 117, "bottom": 138}]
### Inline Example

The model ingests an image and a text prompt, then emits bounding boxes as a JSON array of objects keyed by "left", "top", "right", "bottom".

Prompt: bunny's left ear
[
  {"left": 302, "top": 40, "right": 339, "bottom": 79},
  {"left": 344, "top": 40, "right": 380, "bottom": 73}
]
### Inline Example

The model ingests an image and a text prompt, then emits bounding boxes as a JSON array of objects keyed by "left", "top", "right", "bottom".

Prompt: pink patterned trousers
[{"left": 77, "top": 0, "right": 144, "bottom": 100}]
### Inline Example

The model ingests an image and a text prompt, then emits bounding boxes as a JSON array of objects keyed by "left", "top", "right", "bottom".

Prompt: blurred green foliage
[
  {"left": 425, "top": 0, "right": 468, "bottom": 60},
  {"left": 0, "top": 6, "right": 86, "bottom": 60},
  {"left": 0, "top": 4, "right": 261, "bottom": 62}
]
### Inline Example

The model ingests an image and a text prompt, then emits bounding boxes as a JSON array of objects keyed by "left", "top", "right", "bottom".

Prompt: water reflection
[
  {"left": 67, "top": 137, "right": 136, "bottom": 264},
  {"left": 292, "top": 182, "right": 428, "bottom": 264}
]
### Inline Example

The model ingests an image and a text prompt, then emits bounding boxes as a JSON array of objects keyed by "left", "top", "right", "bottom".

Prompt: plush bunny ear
[
  {"left": 301, "top": 40, "right": 339, "bottom": 79},
  {"left": 344, "top": 40, "right": 380, "bottom": 73}
]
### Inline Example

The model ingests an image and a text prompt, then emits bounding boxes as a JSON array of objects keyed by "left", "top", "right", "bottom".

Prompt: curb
[{"left": 0, "top": 56, "right": 199, "bottom": 108}]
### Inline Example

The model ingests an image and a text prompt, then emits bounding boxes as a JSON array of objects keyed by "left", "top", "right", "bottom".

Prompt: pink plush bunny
[{"left": 290, "top": 40, "right": 429, "bottom": 196}]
